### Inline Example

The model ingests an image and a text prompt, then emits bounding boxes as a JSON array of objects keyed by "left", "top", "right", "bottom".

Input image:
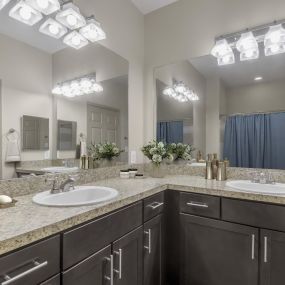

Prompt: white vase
[{"left": 150, "top": 164, "right": 164, "bottom": 178}]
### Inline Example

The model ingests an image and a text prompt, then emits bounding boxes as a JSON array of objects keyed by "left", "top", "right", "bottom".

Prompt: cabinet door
[
  {"left": 62, "top": 245, "right": 112, "bottom": 285},
  {"left": 144, "top": 214, "right": 164, "bottom": 285},
  {"left": 113, "top": 227, "right": 143, "bottom": 285},
  {"left": 181, "top": 214, "right": 258, "bottom": 285},
  {"left": 260, "top": 229, "right": 285, "bottom": 285}
]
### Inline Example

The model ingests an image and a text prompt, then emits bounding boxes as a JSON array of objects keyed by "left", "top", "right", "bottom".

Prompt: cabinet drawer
[
  {"left": 41, "top": 274, "right": 60, "bottom": 285},
  {"left": 222, "top": 198, "right": 285, "bottom": 231},
  {"left": 0, "top": 236, "right": 60, "bottom": 285},
  {"left": 180, "top": 192, "right": 220, "bottom": 219},
  {"left": 63, "top": 202, "right": 142, "bottom": 270},
  {"left": 144, "top": 192, "right": 164, "bottom": 222}
]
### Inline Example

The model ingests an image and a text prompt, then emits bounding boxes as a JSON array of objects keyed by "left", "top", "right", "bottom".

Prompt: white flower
[
  {"left": 152, "top": 154, "right": 162, "bottom": 163},
  {"left": 113, "top": 147, "right": 119, "bottom": 154},
  {"left": 99, "top": 147, "right": 104, "bottom": 153},
  {"left": 149, "top": 147, "right": 157, "bottom": 155},
  {"left": 177, "top": 143, "right": 183, "bottom": 147},
  {"left": 183, "top": 153, "right": 192, "bottom": 160},
  {"left": 171, "top": 143, "right": 176, "bottom": 148},
  {"left": 158, "top": 142, "right": 164, "bottom": 148}
]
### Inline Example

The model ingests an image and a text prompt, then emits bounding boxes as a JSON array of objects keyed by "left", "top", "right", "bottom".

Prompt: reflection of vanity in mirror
[
  {"left": 0, "top": 28, "right": 129, "bottom": 179},
  {"left": 155, "top": 51, "right": 285, "bottom": 170}
]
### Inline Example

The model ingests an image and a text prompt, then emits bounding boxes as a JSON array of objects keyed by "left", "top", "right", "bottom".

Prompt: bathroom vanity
[{"left": 1, "top": 176, "right": 285, "bottom": 285}]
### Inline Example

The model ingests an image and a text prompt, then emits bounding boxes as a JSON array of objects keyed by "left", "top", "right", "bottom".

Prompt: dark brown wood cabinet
[
  {"left": 180, "top": 214, "right": 259, "bottom": 285},
  {"left": 143, "top": 214, "right": 164, "bottom": 285},
  {"left": 113, "top": 227, "right": 143, "bottom": 285},
  {"left": 62, "top": 246, "right": 111, "bottom": 285},
  {"left": 260, "top": 229, "right": 285, "bottom": 285}
]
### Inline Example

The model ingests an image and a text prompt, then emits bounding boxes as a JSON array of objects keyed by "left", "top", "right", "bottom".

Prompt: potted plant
[
  {"left": 141, "top": 140, "right": 170, "bottom": 177},
  {"left": 89, "top": 142, "right": 122, "bottom": 167},
  {"left": 166, "top": 143, "right": 195, "bottom": 164}
]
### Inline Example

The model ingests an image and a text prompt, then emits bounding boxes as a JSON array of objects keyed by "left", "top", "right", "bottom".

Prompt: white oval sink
[
  {"left": 226, "top": 180, "right": 285, "bottom": 195},
  {"left": 33, "top": 186, "right": 118, "bottom": 207},
  {"left": 41, "top": 167, "right": 79, "bottom": 173}
]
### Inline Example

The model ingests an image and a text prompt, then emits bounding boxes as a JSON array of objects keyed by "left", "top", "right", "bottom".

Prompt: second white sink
[
  {"left": 33, "top": 186, "right": 118, "bottom": 207},
  {"left": 226, "top": 180, "right": 285, "bottom": 195}
]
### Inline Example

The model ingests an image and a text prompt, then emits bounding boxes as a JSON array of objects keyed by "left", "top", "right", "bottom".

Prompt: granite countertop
[{"left": 1, "top": 175, "right": 285, "bottom": 256}]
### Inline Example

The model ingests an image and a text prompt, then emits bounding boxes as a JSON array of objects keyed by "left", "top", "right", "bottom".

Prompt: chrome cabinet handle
[
  {"left": 187, "top": 201, "right": 209, "bottom": 208},
  {"left": 114, "top": 249, "right": 122, "bottom": 280},
  {"left": 147, "top": 202, "right": 164, "bottom": 210},
  {"left": 1, "top": 260, "right": 48, "bottom": 285},
  {"left": 264, "top": 236, "right": 268, "bottom": 263},
  {"left": 104, "top": 255, "right": 114, "bottom": 285},
  {"left": 251, "top": 234, "right": 255, "bottom": 260},
  {"left": 144, "top": 229, "right": 151, "bottom": 254}
]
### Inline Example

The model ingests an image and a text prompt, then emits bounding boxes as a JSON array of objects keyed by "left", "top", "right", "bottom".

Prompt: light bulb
[
  {"left": 66, "top": 14, "right": 77, "bottom": 27},
  {"left": 36, "top": 0, "right": 48, "bottom": 9},
  {"left": 71, "top": 35, "right": 81, "bottom": 46},
  {"left": 270, "top": 44, "right": 280, "bottom": 54},
  {"left": 49, "top": 24, "right": 59, "bottom": 35},
  {"left": 81, "top": 79, "right": 92, "bottom": 88},
  {"left": 19, "top": 6, "right": 32, "bottom": 20},
  {"left": 245, "top": 49, "right": 254, "bottom": 58}
]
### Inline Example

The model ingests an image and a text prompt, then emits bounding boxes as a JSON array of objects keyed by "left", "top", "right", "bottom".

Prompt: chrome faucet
[
  {"left": 46, "top": 175, "right": 76, "bottom": 194},
  {"left": 250, "top": 171, "right": 275, "bottom": 184},
  {"left": 59, "top": 176, "right": 76, "bottom": 192}
]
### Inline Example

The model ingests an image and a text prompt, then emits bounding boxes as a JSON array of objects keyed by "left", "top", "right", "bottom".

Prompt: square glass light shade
[
  {"left": 79, "top": 19, "right": 106, "bottom": 42},
  {"left": 26, "top": 0, "right": 59, "bottom": 15},
  {"left": 236, "top": 31, "right": 259, "bottom": 61},
  {"left": 217, "top": 52, "right": 235, "bottom": 66},
  {"left": 56, "top": 3, "right": 86, "bottom": 30},
  {"left": 264, "top": 24, "right": 285, "bottom": 56},
  {"left": 211, "top": 39, "right": 233, "bottom": 58},
  {"left": 0, "top": 0, "right": 11, "bottom": 10},
  {"left": 40, "top": 18, "right": 67, "bottom": 39},
  {"left": 9, "top": 1, "right": 43, "bottom": 26},
  {"left": 63, "top": 31, "right": 89, "bottom": 49}
]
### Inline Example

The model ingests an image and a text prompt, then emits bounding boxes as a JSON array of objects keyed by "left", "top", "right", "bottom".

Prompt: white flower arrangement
[
  {"left": 141, "top": 140, "right": 169, "bottom": 166},
  {"left": 166, "top": 143, "right": 195, "bottom": 161},
  {"left": 89, "top": 142, "right": 122, "bottom": 160}
]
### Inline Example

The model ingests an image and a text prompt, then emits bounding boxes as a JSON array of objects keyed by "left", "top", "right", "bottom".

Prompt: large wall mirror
[
  {"left": 155, "top": 51, "right": 285, "bottom": 170},
  {"left": 0, "top": 21, "right": 129, "bottom": 179}
]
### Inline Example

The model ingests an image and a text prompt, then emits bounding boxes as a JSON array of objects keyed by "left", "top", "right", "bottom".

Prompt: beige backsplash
[{"left": 1, "top": 163, "right": 285, "bottom": 197}]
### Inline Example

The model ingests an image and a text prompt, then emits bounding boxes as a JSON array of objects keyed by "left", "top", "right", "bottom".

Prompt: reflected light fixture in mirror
[
  {"left": 0, "top": 0, "right": 11, "bottom": 10},
  {"left": 52, "top": 74, "right": 103, "bottom": 98},
  {"left": 236, "top": 31, "right": 259, "bottom": 61},
  {"left": 264, "top": 24, "right": 285, "bottom": 56},
  {"left": 56, "top": 2, "right": 86, "bottom": 30},
  {"left": 26, "top": 0, "right": 60, "bottom": 15},
  {"left": 163, "top": 81, "right": 199, "bottom": 102},
  {"left": 39, "top": 18, "right": 67, "bottom": 39},
  {"left": 63, "top": 31, "right": 88, "bottom": 49},
  {"left": 79, "top": 16, "right": 106, "bottom": 42},
  {"left": 9, "top": 0, "right": 43, "bottom": 25},
  {"left": 211, "top": 39, "right": 235, "bottom": 66},
  {"left": 254, "top": 76, "right": 263, "bottom": 81}
]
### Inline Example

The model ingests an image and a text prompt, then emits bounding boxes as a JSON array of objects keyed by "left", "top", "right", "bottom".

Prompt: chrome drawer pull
[
  {"left": 2, "top": 260, "right": 48, "bottom": 285},
  {"left": 104, "top": 255, "right": 114, "bottom": 285},
  {"left": 147, "top": 202, "right": 164, "bottom": 210},
  {"left": 187, "top": 201, "right": 209, "bottom": 208},
  {"left": 114, "top": 249, "right": 122, "bottom": 279},
  {"left": 144, "top": 229, "right": 152, "bottom": 254},
  {"left": 251, "top": 234, "right": 255, "bottom": 260},
  {"left": 264, "top": 236, "right": 268, "bottom": 263}
]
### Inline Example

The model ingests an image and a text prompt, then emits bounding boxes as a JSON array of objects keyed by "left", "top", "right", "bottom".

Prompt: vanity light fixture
[
  {"left": 63, "top": 31, "right": 88, "bottom": 49},
  {"left": 79, "top": 16, "right": 106, "bottom": 42},
  {"left": 56, "top": 2, "right": 86, "bottom": 30},
  {"left": 236, "top": 31, "right": 259, "bottom": 61},
  {"left": 254, "top": 76, "right": 263, "bottom": 81},
  {"left": 9, "top": 0, "right": 43, "bottom": 26},
  {"left": 264, "top": 24, "right": 285, "bottom": 56},
  {"left": 163, "top": 82, "right": 199, "bottom": 103},
  {"left": 52, "top": 74, "right": 103, "bottom": 98},
  {"left": 0, "top": 0, "right": 11, "bottom": 10},
  {"left": 211, "top": 39, "right": 235, "bottom": 66},
  {"left": 39, "top": 18, "right": 67, "bottom": 39},
  {"left": 26, "top": 0, "right": 60, "bottom": 15}
]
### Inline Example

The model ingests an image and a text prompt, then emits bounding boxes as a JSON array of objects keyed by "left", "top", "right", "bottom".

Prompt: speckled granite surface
[{"left": 2, "top": 175, "right": 285, "bottom": 256}]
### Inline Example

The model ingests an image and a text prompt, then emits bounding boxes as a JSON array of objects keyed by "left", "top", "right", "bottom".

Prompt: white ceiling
[
  {"left": 0, "top": 2, "right": 67, "bottom": 54},
  {"left": 190, "top": 51, "right": 285, "bottom": 88},
  {"left": 131, "top": 0, "right": 179, "bottom": 14}
]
